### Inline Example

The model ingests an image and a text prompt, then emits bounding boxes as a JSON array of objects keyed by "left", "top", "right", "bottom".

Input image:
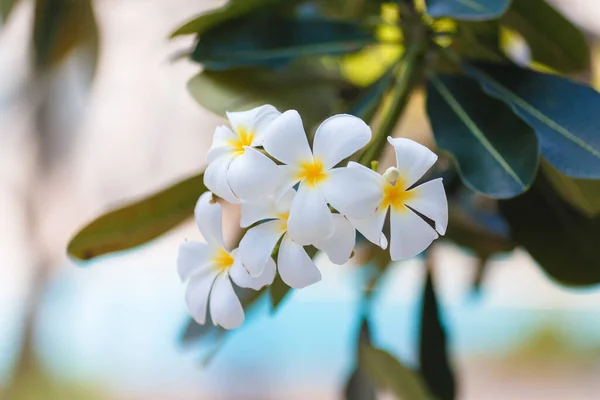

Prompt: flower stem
[{"left": 358, "top": 41, "right": 425, "bottom": 166}]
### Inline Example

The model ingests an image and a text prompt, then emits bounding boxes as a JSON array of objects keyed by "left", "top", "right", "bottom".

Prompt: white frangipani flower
[
  {"left": 177, "top": 192, "right": 275, "bottom": 329},
  {"left": 259, "top": 111, "right": 383, "bottom": 245},
  {"left": 204, "top": 105, "right": 282, "bottom": 203},
  {"left": 348, "top": 137, "right": 448, "bottom": 260},
  {"left": 238, "top": 189, "right": 356, "bottom": 288}
]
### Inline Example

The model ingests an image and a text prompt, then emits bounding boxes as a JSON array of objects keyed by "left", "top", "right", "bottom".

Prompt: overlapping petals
[
  {"left": 179, "top": 106, "right": 448, "bottom": 330},
  {"left": 177, "top": 192, "right": 275, "bottom": 329},
  {"left": 204, "top": 105, "right": 282, "bottom": 203},
  {"left": 261, "top": 111, "right": 382, "bottom": 245},
  {"left": 347, "top": 138, "right": 448, "bottom": 260}
]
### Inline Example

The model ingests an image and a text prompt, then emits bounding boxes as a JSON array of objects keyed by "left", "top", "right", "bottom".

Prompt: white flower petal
[
  {"left": 240, "top": 201, "right": 278, "bottom": 228},
  {"left": 348, "top": 208, "right": 388, "bottom": 249},
  {"left": 287, "top": 181, "right": 334, "bottom": 245},
  {"left": 387, "top": 137, "right": 438, "bottom": 189},
  {"left": 209, "top": 274, "right": 245, "bottom": 330},
  {"left": 314, "top": 214, "right": 356, "bottom": 265},
  {"left": 273, "top": 165, "right": 301, "bottom": 201},
  {"left": 319, "top": 166, "right": 383, "bottom": 219},
  {"left": 230, "top": 255, "right": 276, "bottom": 290},
  {"left": 239, "top": 219, "right": 285, "bottom": 277},
  {"left": 389, "top": 208, "right": 439, "bottom": 261},
  {"left": 185, "top": 270, "right": 219, "bottom": 325},
  {"left": 251, "top": 108, "right": 281, "bottom": 145},
  {"left": 177, "top": 241, "right": 213, "bottom": 281},
  {"left": 204, "top": 155, "right": 239, "bottom": 204},
  {"left": 227, "top": 105, "right": 279, "bottom": 139},
  {"left": 313, "top": 114, "right": 371, "bottom": 169},
  {"left": 263, "top": 110, "right": 313, "bottom": 166},
  {"left": 275, "top": 187, "right": 295, "bottom": 214},
  {"left": 194, "top": 192, "right": 226, "bottom": 248},
  {"left": 207, "top": 125, "right": 237, "bottom": 163},
  {"left": 227, "top": 147, "right": 281, "bottom": 202},
  {"left": 277, "top": 234, "right": 322, "bottom": 288},
  {"left": 405, "top": 178, "right": 448, "bottom": 235}
]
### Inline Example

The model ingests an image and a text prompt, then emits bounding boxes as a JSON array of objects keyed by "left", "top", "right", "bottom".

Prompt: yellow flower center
[
  {"left": 380, "top": 179, "right": 415, "bottom": 212},
  {"left": 275, "top": 212, "right": 289, "bottom": 233},
  {"left": 212, "top": 247, "right": 234, "bottom": 273},
  {"left": 296, "top": 159, "right": 327, "bottom": 188},
  {"left": 228, "top": 127, "right": 254, "bottom": 156}
]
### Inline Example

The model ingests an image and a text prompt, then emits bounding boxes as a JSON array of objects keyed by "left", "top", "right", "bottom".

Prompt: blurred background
[{"left": 2, "top": 0, "right": 600, "bottom": 399}]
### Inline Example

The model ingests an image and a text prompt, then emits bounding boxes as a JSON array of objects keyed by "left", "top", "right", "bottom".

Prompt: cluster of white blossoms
[{"left": 177, "top": 105, "right": 448, "bottom": 329}]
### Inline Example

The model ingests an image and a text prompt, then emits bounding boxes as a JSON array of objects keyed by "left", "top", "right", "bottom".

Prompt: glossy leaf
[
  {"left": 192, "top": 16, "right": 375, "bottom": 70},
  {"left": 360, "top": 345, "right": 433, "bottom": 400},
  {"left": 499, "top": 175, "right": 600, "bottom": 286},
  {"left": 68, "top": 173, "right": 205, "bottom": 261},
  {"left": 501, "top": 0, "right": 589, "bottom": 73},
  {"left": 464, "top": 63, "right": 600, "bottom": 179},
  {"left": 425, "top": 0, "right": 511, "bottom": 20},
  {"left": 419, "top": 271, "right": 457, "bottom": 400},
  {"left": 188, "top": 63, "right": 358, "bottom": 131},
  {"left": 427, "top": 74, "right": 539, "bottom": 198},
  {"left": 543, "top": 162, "right": 600, "bottom": 217},
  {"left": 170, "top": 0, "right": 281, "bottom": 37},
  {"left": 33, "top": 0, "right": 98, "bottom": 71}
]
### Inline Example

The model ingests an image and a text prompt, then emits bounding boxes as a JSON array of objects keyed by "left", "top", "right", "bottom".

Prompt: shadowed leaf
[
  {"left": 425, "top": 0, "right": 510, "bottom": 20},
  {"left": 419, "top": 271, "right": 457, "bottom": 400},
  {"left": 68, "top": 173, "right": 205, "bottom": 261}
]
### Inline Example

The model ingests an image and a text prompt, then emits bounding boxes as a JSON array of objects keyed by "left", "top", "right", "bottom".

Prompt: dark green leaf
[
  {"left": 359, "top": 345, "right": 433, "bottom": 400},
  {"left": 187, "top": 63, "right": 358, "bottom": 130},
  {"left": 68, "top": 173, "right": 205, "bottom": 261},
  {"left": 427, "top": 74, "right": 539, "bottom": 198},
  {"left": 192, "top": 15, "right": 375, "bottom": 70},
  {"left": 419, "top": 271, "right": 456, "bottom": 400},
  {"left": 269, "top": 274, "right": 292, "bottom": 312},
  {"left": 499, "top": 174, "right": 600, "bottom": 286},
  {"left": 425, "top": 0, "right": 511, "bottom": 20},
  {"left": 33, "top": 0, "right": 98, "bottom": 71},
  {"left": 0, "top": 0, "right": 19, "bottom": 24},
  {"left": 170, "top": 0, "right": 282, "bottom": 37},
  {"left": 501, "top": 0, "right": 589, "bottom": 73},
  {"left": 348, "top": 68, "right": 394, "bottom": 123},
  {"left": 543, "top": 162, "right": 600, "bottom": 218},
  {"left": 464, "top": 63, "right": 600, "bottom": 179}
]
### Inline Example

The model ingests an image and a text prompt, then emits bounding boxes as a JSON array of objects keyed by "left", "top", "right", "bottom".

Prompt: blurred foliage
[{"left": 58, "top": 0, "right": 600, "bottom": 398}]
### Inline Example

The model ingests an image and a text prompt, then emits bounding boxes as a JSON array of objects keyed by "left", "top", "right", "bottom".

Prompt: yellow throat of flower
[
  {"left": 212, "top": 247, "right": 234, "bottom": 273},
  {"left": 228, "top": 127, "right": 254, "bottom": 156},
  {"left": 380, "top": 179, "right": 415, "bottom": 212},
  {"left": 297, "top": 159, "right": 327, "bottom": 188}
]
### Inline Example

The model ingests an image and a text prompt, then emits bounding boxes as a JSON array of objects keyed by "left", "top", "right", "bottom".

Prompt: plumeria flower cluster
[{"left": 178, "top": 105, "right": 448, "bottom": 329}]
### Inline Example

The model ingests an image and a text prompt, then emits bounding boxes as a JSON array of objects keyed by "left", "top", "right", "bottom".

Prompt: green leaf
[
  {"left": 499, "top": 174, "right": 600, "bottom": 286},
  {"left": 464, "top": 63, "right": 600, "bottom": 179},
  {"left": 170, "top": 0, "right": 281, "bottom": 37},
  {"left": 501, "top": 0, "right": 589, "bottom": 73},
  {"left": 187, "top": 63, "right": 358, "bottom": 131},
  {"left": 348, "top": 68, "right": 394, "bottom": 123},
  {"left": 33, "top": 0, "right": 98, "bottom": 71},
  {"left": 427, "top": 74, "right": 539, "bottom": 198},
  {"left": 192, "top": 15, "right": 375, "bottom": 70},
  {"left": 425, "top": 0, "right": 511, "bottom": 20},
  {"left": 68, "top": 173, "right": 205, "bottom": 261},
  {"left": 360, "top": 345, "right": 434, "bottom": 400},
  {"left": 0, "top": 0, "right": 19, "bottom": 24},
  {"left": 419, "top": 271, "right": 457, "bottom": 400},
  {"left": 542, "top": 162, "right": 600, "bottom": 217}
]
